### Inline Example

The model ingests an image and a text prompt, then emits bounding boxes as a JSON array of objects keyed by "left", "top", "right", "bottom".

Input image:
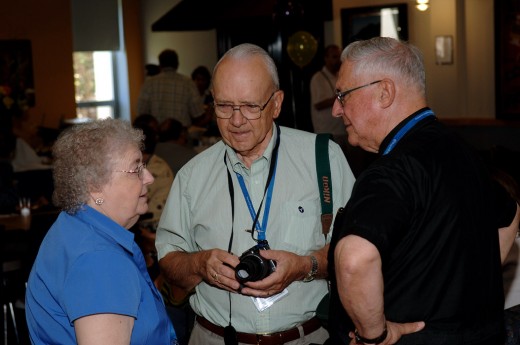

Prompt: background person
[
  {"left": 191, "top": 65, "right": 213, "bottom": 107},
  {"left": 156, "top": 43, "right": 356, "bottom": 345},
  {"left": 137, "top": 49, "right": 209, "bottom": 128},
  {"left": 155, "top": 118, "right": 197, "bottom": 174},
  {"left": 191, "top": 65, "right": 219, "bottom": 137},
  {"left": 310, "top": 44, "right": 375, "bottom": 177},
  {"left": 326, "top": 37, "right": 520, "bottom": 345},
  {"left": 133, "top": 114, "right": 174, "bottom": 226},
  {"left": 25, "top": 118, "right": 176, "bottom": 345},
  {"left": 310, "top": 44, "right": 344, "bottom": 145}
]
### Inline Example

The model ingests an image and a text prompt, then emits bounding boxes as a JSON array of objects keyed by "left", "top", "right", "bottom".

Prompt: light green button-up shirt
[{"left": 156, "top": 125, "right": 355, "bottom": 333}]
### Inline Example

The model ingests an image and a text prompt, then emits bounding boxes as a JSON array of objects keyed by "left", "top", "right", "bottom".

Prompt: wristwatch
[
  {"left": 354, "top": 324, "right": 388, "bottom": 344},
  {"left": 303, "top": 255, "right": 318, "bottom": 282}
]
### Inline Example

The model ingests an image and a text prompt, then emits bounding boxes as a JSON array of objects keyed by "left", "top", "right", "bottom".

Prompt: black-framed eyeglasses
[
  {"left": 335, "top": 80, "right": 382, "bottom": 106},
  {"left": 115, "top": 163, "right": 147, "bottom": 180},
  {"left": 213, "top": 92, "right": 276, "bottom": 120}
]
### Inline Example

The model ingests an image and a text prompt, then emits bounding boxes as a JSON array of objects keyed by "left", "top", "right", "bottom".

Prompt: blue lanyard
[
  {"left": 236, "top": 161, "right": 277, "bottom": 241},
  {"left": 382, "top": 109, "right": 435, "bottom": 155},
  {"left": 229, "top": 124, "right": 281, "bottom": 242}
]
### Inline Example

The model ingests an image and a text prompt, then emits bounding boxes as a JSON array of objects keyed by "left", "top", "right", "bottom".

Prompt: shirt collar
[
  {"left": 75, "top": 205, "right": 136, "bottom": 254},
  {"left": 225, "top": 123, "right": 277, "bottom": 174},
  {"left": 379, "top": 107, "right": 433, "bottom": 155}
]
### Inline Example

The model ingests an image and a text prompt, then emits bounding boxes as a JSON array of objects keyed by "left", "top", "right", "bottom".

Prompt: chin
[{"left": 137, "top": 202, "right": 149, "bottom": 215}]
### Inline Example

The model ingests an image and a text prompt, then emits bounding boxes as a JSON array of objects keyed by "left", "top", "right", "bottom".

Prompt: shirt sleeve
[
  {"left": 62, "top": 250, "right": 142, "bottom": 324},
  {"left": 156, "top": 164, "right": 193, "bottom": 260}
]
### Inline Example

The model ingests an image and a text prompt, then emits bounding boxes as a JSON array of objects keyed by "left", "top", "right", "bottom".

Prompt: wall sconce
[{"left": 416, "top": 0, "right": 429, "bottom": 11}]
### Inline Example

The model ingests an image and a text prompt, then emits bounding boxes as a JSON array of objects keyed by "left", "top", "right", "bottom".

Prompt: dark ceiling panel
[
  {"left": 151, "top": 0, "right": 331, "bottom": 32},
  {"left": 152, "top": 0, "right": 275, "bottom": 32}
]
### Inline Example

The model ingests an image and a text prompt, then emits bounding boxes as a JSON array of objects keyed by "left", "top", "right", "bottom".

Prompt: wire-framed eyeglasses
[
  {"left": 335, "top": 80, "right": 382, "bottom": 106},
  {"left": 213, "top": 92, "right": 276, "bottom": 120},
  {"left": 115, "top": 163, "right": 147, "bottom": 180}
]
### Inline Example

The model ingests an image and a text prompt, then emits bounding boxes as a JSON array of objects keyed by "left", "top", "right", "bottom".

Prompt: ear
[
  {"left": 272, "top": 90, "right": 284, "bottom": 120},
  {"left": 378, "top": 78, "right": 395, "bottom": 109}
]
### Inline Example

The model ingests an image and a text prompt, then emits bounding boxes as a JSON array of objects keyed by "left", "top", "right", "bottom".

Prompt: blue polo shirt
[{"left": 26, "top": 205, "right": 175, "bottom": 344}]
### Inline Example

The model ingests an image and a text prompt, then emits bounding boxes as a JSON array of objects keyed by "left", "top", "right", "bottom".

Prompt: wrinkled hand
[
  {"left": 348, "top": 320, "right": 425, "bottom": 345},
  {"left": 239, "top": 249, "right": 304, "bottom": 298},
  {"left": 202, "top": 248, "right": 241, "bottom": 293}
]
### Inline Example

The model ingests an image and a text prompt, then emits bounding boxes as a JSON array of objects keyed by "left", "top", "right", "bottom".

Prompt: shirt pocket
[{"left": 280, "top": 198, "right": 324, "bottom": 255}]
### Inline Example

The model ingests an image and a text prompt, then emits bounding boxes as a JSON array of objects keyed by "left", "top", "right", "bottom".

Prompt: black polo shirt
[{"left": 328, "top": 108, "right": 517, "bottom": 344}]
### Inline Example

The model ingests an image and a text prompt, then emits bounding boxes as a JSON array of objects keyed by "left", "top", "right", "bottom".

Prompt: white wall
[
  {"left": 139, "top": 0, "right": 495, "bottom": 119},
  {"left": 140, "top": 0, "right": 218, "bottom": 76},
  {"left": 332, "top": 0, "right": 494, "bottom": 119}
]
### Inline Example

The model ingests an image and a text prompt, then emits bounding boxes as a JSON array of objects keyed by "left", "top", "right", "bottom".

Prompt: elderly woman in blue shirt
[{"left": 25, "top": 118, "right": 176, "bottom": 345}]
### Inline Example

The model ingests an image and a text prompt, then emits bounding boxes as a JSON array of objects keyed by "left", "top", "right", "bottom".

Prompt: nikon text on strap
[{"left": 315, "top": 133, "right": 333, "bottom": 238}]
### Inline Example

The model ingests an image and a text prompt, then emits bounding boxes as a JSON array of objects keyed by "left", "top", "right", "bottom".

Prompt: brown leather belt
[{"left": 196, "top": 315, "right": 321, "bottom": 345}]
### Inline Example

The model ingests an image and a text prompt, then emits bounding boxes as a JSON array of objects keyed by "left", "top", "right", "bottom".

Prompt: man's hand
[
  {"left": 239, "top": 249, "right": 309, "bottom": 297},
  {"left": 203, "top": 248, "right": 241, "bottom": 293},
  {"left": 348, "top": 321, "right": 425, "bottom": 345}
]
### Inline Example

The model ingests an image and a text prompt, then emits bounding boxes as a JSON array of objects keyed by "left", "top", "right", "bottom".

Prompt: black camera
[{"left": 235, "top": 241, "right": 276, "bottom": 283}]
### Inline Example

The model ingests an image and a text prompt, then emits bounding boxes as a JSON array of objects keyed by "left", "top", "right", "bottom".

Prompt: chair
[
  {"left": 1, "top": 225, "right": 26, "bottom": 345},
  {"left": 1, "top": 211, "right": 59, "bottom": 345},
  {"left": 504, "top": 304, "right": 520, "bottom": 345},
  {"left": 25, "top": 211, "right": 60, "bottom": 272}
]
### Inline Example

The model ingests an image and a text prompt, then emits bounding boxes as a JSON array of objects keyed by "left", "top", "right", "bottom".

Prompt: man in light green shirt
[{"left": 156, "top": 43, "right": 355, "bottom": 345}]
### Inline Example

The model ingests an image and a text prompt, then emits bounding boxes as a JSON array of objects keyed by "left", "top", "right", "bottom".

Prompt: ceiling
[
  {"left": 152, "top": 0, "right": 332, "bottom": 32},
  {"left": 152, "top": 0, "right": 276, "bottom": 31}
]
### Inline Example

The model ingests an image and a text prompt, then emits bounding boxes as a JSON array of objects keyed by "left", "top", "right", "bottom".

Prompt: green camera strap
[{"left": 315, "top": 133, "right": 333, "bottom": 238}]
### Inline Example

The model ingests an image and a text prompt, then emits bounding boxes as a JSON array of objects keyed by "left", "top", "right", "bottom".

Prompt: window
[{"left": 73, "top": 51, "right": 117, "bottom": 119}]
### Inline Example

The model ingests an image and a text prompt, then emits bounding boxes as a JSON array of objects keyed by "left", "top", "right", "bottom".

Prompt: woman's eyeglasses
[{"left": 115, "top": 163, "right": 147, "bottom": 180}]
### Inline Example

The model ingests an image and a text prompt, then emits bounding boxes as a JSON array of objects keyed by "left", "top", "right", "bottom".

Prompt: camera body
[{"left": 235, "top": 240, "right": 276, "bottom": 283}]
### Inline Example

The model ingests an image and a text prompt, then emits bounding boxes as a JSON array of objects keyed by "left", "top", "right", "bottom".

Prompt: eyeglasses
[
  {"left": 115, "top": 163, "right": 147, "bottom": 180},
  {"left": 213, "top": 92, "right": 276, "bottom": 120},
  {"left": 335, "top": 80, "right": 382, "bottom": 106}
]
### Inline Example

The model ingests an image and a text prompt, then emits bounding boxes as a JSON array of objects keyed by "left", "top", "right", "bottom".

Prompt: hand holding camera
[{"left": 235, "top": 240, "right": 276, "bottom": 283}]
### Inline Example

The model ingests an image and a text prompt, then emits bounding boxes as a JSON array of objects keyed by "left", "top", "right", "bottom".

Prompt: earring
[{"left": 95, "top": 197, "right": 104, "bottom": 205}]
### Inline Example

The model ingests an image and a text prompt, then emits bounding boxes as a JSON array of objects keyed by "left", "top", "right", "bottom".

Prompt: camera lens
[{"left": 235, "top": 255, "right": 268, "bottom": 283}]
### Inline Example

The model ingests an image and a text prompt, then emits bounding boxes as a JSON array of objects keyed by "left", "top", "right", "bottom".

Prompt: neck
[
  {"left": 236, "top": 125, "right": 275, "bottom": 169},
  {"left": 237, "top": 152, "right": 262, "bottom": 169}
]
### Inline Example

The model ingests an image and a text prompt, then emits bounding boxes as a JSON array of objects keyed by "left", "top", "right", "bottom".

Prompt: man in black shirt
[{"left": 327, "top": 37, "right": 520, "bottom": 345}]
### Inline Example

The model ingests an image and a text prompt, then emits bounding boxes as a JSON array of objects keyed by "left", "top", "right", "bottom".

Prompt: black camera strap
[{"left": 223, "top": 152, "right": 238, "bottom": 345}]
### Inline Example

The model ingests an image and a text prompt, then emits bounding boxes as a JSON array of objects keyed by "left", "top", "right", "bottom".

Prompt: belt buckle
[{"left": 256, "top": 332, "right": 283, "bottom": 345}]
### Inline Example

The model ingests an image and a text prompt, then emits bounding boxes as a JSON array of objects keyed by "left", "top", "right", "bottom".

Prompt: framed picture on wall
[
  {"left": 341, "top": 4, "right": 408, "bottom": 48},
  {"left": 0, "top": 39, "right": 35, "bottom": 119},
  {"left": 495, "top": 0, "right": 520, "bottom": 120},
  {"left": 435, "top": 36, "right": 453, "bottom": 65}
]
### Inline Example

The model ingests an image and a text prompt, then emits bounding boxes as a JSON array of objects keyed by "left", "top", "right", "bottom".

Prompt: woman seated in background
[{"left": 25, "top": 118, "right": 176, "bottom": 345}]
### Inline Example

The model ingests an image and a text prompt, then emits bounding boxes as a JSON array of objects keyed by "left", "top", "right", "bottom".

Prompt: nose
[
  {"left": 332, "top": 98, "right": 344, "bottom": 118},
  {"left": 142, "top": 167, "right": 154, "bottom": 185},
  {"left": 229, "top": 107, "right": 247, "bottom": 125}
]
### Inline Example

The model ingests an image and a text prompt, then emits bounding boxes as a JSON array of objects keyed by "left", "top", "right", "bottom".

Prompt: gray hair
[
  {"left": 341, "top": 37, "right": 426, "bottom": 96},
  {"left": 52, "top": 118, "right": 144, "bottom": 214},
  {"left": 212, "top": 43, "right": 280, "bottom": 90}
]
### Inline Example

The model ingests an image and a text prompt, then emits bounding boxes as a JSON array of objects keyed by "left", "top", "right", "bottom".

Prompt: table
[{"left": 0, "top": 214, "right": 31, "bottom": 231}]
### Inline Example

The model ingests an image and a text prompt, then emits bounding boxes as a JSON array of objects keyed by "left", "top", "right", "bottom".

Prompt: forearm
[
  {"left": 335, "top": 235, "right": 386, "bottom": 338},
  {"left": 499, "top": 203, "right": 520, "bottom": 263},
  {"left": 307, "top": 244, "right": 329, "bottom": 280},
  {"left": 159, "top": 251, "right": 208, "bottom": 291}
]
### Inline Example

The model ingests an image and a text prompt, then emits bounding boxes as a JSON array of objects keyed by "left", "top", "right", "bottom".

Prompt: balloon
[{"left": 287, "top": 31, "right": 318, "bottom": 68}]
